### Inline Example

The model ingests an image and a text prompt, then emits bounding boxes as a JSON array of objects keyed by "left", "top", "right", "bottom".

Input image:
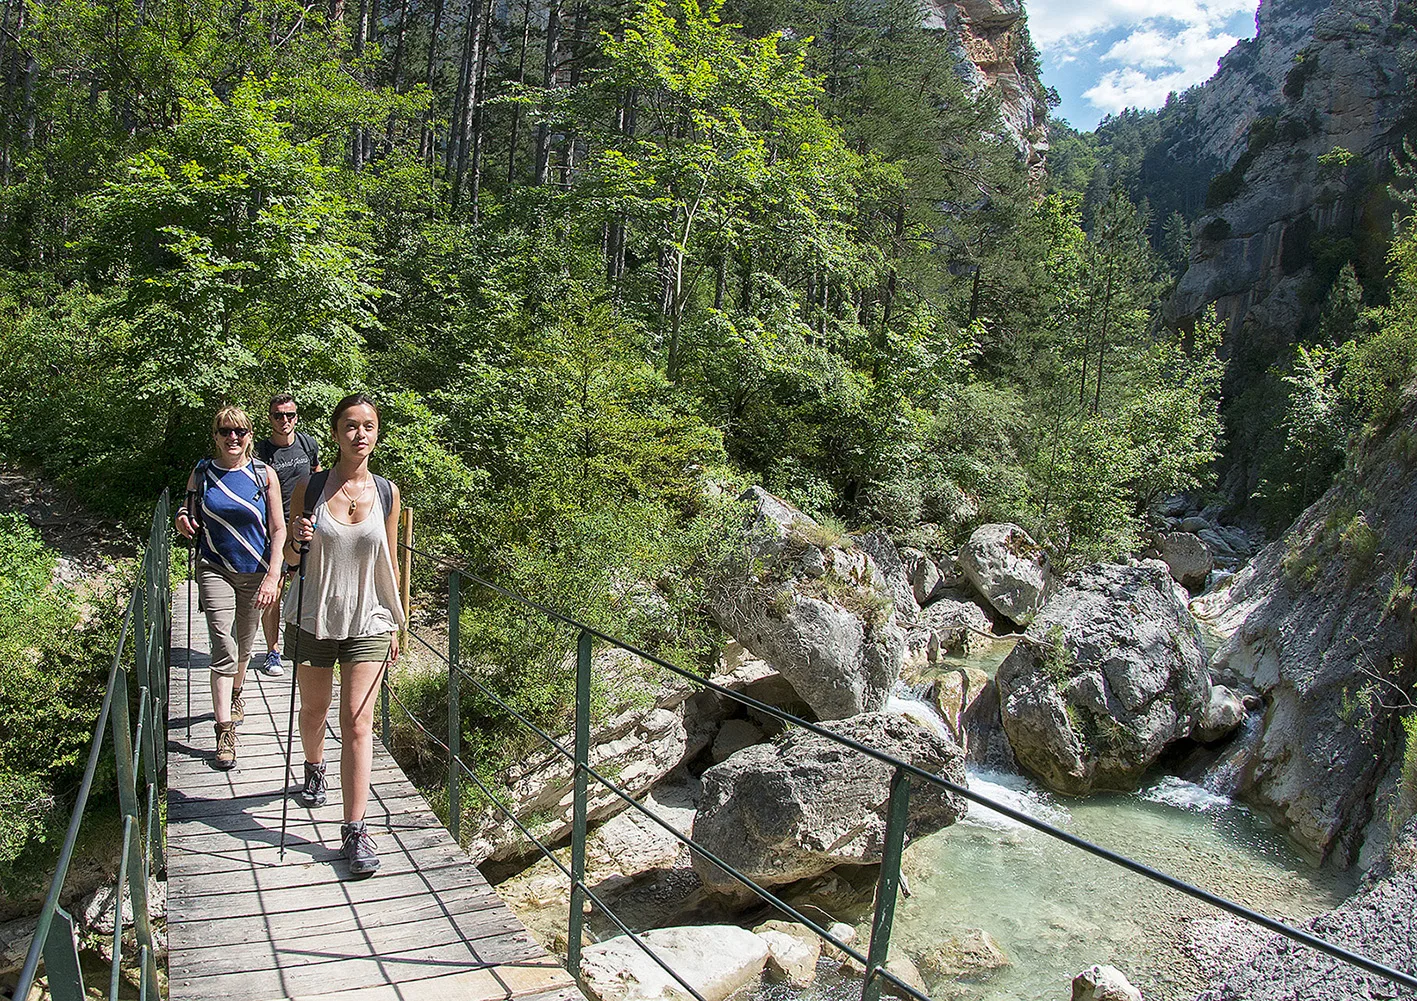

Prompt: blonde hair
[{"left": 211, "top": 405, "right": 255, "bottom": 460}]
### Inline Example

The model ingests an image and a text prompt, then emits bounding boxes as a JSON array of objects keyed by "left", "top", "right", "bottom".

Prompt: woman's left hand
[
  {"left": 255, "top": 575, "right": 281, "bottom": 610},
  {"left": 389, "top": 632, "right": 401, "bottom": 663}
]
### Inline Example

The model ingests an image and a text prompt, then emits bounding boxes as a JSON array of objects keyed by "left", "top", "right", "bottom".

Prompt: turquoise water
[
  {"left": 848, "top": 769, "right": 1353, "bottom": 1000},
  {"left": 866, "top": 646, "right": 1354, "bottom": 1001}
]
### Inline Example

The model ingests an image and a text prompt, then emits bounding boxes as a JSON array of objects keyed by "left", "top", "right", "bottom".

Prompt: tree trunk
[
  {"left": 385, "top": 0, "right": 410, "bottom": 149},
  {"left": 468, "top": 0, "right": 492, "bottom": 224},
  {"left": 449, "top": 0, "right": 483, "bottom": 210},
  {"left": 507, "top": 0, "right": 532, "bottom": 183},
  {"left": 881, "top": 200, "right": 904, "bottom": 329},
  {"left": 667, "top": 247, "right": 686, "bottom": 380},
  {"left": 420, "top": 0, "right": 445, "bottom": 163},
  {"left": 533, "top": 0, "right": 560, "bottom": 186},
  {"left": 1092, "top": 270, "right": 1114, "bottom": 413}
]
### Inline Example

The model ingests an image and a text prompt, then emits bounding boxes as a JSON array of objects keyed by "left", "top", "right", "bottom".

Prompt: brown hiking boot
[
  {"left": 214, "top": 722, "right": 237, "bottom": 770},
  {"left": 231, "top": 687, "right": 245, "bottom": 725}
]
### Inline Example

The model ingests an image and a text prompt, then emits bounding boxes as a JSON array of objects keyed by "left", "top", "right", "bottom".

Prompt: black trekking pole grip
[{"left": 278, "top": 538, "right": 311, "bottom": 860}]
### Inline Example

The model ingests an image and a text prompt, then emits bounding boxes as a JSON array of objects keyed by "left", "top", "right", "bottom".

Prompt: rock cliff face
[
  {"left": 1166, "top": 0, "right": 1414, "bottom": 340},
  {"left": 1193, "top": 386, "right": 1417, "bottom": 865},
  {"left": 922, "top": 0, "right": 1050, "bottom": 179}
]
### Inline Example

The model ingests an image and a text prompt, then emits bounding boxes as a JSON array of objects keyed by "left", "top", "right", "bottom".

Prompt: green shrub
[{"left": 0, "top": 514, "right": 125, "bottom": 894}]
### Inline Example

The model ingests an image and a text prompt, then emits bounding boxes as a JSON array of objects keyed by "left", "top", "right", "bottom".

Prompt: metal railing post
[
  {"left": 447, "top": 570, "right": 462, "bottom": 844},
  {"left": 862, "top": 766, "right": 911, "bottom": 1001},
  {"left": 568, "top": 629, "right": 593, "bottom": 974},
  {"left": 381, "top": 676, "right": 391, "bottom": 747}
]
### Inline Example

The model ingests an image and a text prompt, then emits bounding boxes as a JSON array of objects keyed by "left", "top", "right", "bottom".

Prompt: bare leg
[
  {"left": 338, "top": 659, "right": 387, "bottom": 823},
  {"left": 210, "top": 672, "right": 234, "bottom": 724},
  {"left": 298, "top": 666, "right": 334, "bottom": 765},
  {"left": 262, "top": 601, "right": 282, "bottom": 657}
]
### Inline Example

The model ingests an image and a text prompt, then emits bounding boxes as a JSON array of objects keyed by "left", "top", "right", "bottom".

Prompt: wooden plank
[
  {"left": 281, "top": 963, "right": 575, "bottom": 1001},
  {"left": 169, "top": 906, "right": 537, "bottom": 978},
  {"left": 167, "top": 825, "right": 454, "bottom": 874},
  {"left": 169, "top": 788, "right": 431, "bottom": 822},
  {"left": 168, "top": 938, "right": 556, "bottom": 1001},
  {"left": 168, "top": 892, "right": 508, "bottom": 953}
]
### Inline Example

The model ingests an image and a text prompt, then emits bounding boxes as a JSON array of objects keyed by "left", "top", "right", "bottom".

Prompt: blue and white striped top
[{"left": 197, "top": 460, "right": 271, "bottom": 574}]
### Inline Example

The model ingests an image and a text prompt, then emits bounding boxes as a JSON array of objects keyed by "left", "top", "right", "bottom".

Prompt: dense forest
[{"left": 1, "top": 0, "right": 1416, "bottom": 885}]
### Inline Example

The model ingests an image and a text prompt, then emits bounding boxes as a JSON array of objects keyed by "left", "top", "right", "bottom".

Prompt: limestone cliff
[
  {"left": 1194, "top": 385, "right": 1417, "bottom": 866},
  {"left": 922, "top": 0, "right": 1050, "bottom": 180},
  {"left": 1165, "top": 0, "right": 1414, "bottom": 340}
]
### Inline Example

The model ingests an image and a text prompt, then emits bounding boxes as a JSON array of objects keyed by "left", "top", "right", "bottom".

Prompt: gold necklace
[{"left": 337, "top": 476, "right": 371, "bottom": 518}]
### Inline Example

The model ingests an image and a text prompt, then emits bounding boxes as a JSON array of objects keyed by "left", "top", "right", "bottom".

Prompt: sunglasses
[
  {"left": 271, "top": 412, "right": 298, "bottom": 422},
  {"left": 217, "top": 427, "right": 251, "bottom": 439}
]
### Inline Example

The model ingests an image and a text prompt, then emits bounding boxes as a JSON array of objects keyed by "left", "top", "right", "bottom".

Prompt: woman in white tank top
[{"left": 283, "top": 393, "right": 405, "bottom": 877}]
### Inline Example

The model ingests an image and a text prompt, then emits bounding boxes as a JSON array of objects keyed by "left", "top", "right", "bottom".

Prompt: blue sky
[{"left": 1027, "top": 0, "right": 1260, "bottom": 131}]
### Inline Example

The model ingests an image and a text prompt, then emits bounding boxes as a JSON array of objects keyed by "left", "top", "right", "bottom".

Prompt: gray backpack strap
[
  {"left": 302, "top": 470, "right": 391, "bottom": 517},
  {"left": 374, "top": 475, "right": 393, "bottom": 517},
  {"left": 304, "top": 469, "right": 331, "bottom": 518}
]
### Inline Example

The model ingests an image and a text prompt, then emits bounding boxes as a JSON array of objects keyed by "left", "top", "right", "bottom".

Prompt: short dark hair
[
  {"left": 269, "top": 392, "right": 297, "bottom": 412},
  {"left": 330, "top": 393, "right": 380, "bottom": 435}
]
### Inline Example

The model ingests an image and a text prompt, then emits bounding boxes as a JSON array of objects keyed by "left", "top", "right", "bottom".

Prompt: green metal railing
[
  {"left": 389, "top": 543, "right": 1417, "bottom": 1001},
  {"left": 14, "top": 491, "right": 170, "bottom": 1001}
]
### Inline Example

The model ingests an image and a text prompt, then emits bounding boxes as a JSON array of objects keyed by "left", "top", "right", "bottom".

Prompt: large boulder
[
  {"left": 1194, "top": 395, "right": 1417, "bottom": 864},
  {"left": 899, "top": 546, "right": 948, "bottom": 606},
  {"left": 918, "top": 597, "right": 994, "bottom": 656},
  {"left": 579, "top": 925, "right": 769, "bottom": 1001},
  {"left": 957, "top": 524, "right": 1049, "bottom": 626},
  {"left": 1155, "top": 531, "right": 1214, "bottom": 591},
  {"left": 467, "top": 648, "right": 710, "bottom": 863},
  {"left": 995, "top": 561, "right": 1218, "bottom": 796},
  {"left": 753, "top": 922, "right": 821, "bottom": 987},
  {"left": 1073, "top": 965, "right": 1142, "bottom": 1001},
  {"left": 1193, "top": 816, "right": 1417, "bottom": 1001},
  {"left": 691, "top": 713, "right": 967, "bottom": 897},
  {"left": 854, "top": 530, "right": 921, "bottom": 624},
  {"left": 710, "top": 488, "right": 907, "bottom": 720}
]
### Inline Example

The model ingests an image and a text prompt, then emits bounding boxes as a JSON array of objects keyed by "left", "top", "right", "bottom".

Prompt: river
[{"left": 818, "top": 642, "right": 1357, "bottom": 1000}]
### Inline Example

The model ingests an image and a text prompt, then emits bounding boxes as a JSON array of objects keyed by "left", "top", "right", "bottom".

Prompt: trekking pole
[
  {"left": 278, "top": 538, "right": 311, "bottom": 861},
  {"left": 184, "top": 489, "right": 199, "bottom": 741},
  {"left": 185, "top": 542, "right": 193, "bottom": 740}
]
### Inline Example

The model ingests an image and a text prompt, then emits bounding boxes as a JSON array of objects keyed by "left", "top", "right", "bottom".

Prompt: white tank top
[{"left": 284, "top": 490, "right": 405, "bottom": 640}]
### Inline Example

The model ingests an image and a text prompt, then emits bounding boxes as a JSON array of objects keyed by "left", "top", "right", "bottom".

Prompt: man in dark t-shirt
[{"left": 254, "top": 393, "right": 321, "bottom": 676}]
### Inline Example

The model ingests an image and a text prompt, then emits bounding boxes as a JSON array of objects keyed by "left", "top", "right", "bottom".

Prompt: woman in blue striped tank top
[{"left": 175, "top": 405, "right": 287, "bottom": 770}]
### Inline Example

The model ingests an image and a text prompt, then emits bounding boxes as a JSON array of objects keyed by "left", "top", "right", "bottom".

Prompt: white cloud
[
  {"left": 1029, "top": 0, "right": 1256, "bottom": 116},
  {"left": 1082, "top": 67, "right": 1200, "bottom": 114},
  {"left": 1102, "top": 24, "right": 1239, "bottom": 73},
  {"left": 1029, "top": 0, "right": 1254, "bottom": 51}
]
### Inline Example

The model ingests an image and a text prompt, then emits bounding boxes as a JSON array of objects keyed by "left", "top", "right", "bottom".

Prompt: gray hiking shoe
[
  {"left": 301, "top": 760, "right": 327, "bottom": 806},
  {"left": 341, "top": 820, "right": 380, "bottom": 876}
]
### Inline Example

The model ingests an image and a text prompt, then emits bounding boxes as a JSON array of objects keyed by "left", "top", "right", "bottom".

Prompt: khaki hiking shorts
[
  {"left": 283, "top": 626, "right": 393, "bottom": 670},
  {"left": 197, "top": 563, "right": 265, "bottom": 677}
]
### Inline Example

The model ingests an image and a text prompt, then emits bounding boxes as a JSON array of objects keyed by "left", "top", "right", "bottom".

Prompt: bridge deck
[{"left": 168, "top": 581, "right": 579, "bottom": 1001}]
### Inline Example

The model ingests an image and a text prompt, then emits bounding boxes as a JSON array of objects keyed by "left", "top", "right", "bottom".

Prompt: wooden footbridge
[
  {"left": 163, "top": 580, "right": 580, "bottom": 1001},
  {"left": 16, "top": 492, "right": 1417, "bottom": 1001}
]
